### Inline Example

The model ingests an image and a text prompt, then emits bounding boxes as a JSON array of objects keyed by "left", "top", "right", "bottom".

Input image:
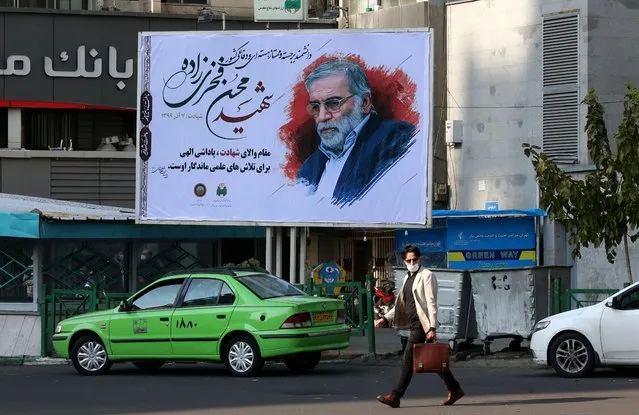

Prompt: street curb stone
[
  {"left": 320, "top": 350, "right": 543, "bottom": 369},
  {"left": 2, "top": 351, "right": 542, "bottom": 370}
]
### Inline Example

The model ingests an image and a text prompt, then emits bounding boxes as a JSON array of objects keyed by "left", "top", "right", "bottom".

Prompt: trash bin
[
  {"left": 470, "top": 266, "right": 572, "bottom": 352},
  {"left": 391, "top": 267, "right": 477, "bottom": 352},
  {"left": 432, "top": 268, "right": 478, "bottom": 350}
]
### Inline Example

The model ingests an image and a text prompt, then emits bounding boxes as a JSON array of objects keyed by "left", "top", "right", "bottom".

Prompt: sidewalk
[
  {"left": 1, "top": 328, "right": 539, "bottom": 369},
  {"left": 321, "top": 328, "right": 539, "bottom": 369}
]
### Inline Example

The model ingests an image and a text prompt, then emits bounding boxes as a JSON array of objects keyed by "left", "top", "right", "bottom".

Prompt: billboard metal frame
[{"left": 135, "top": 28, "right": 435, "bottom": 229}]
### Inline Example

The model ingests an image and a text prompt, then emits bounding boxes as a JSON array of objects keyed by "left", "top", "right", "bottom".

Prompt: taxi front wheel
[{"left": 71, "top": 335, "right": 112, "bottom": 376}]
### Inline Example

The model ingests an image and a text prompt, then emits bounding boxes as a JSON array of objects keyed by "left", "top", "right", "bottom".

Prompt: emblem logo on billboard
[
  {"left": 216, "top": 183, "right": 228, "bottom": 197},
  {"left": 194, "top": 183, "right": 207, "bottom": 197}
]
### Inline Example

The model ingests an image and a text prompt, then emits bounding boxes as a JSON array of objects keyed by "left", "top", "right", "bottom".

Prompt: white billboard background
[{"left": 137, "top": 30, "right": 431, "bottom": 226}]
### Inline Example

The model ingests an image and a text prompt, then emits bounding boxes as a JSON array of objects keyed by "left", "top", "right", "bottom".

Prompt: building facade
[{"left": 344, "top": 0, "right": 639, "bottom": 289}]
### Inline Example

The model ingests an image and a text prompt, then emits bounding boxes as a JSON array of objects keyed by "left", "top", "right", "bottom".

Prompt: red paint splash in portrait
[{"left": 278, "top": 54, "right": 419, "bottom": 180}]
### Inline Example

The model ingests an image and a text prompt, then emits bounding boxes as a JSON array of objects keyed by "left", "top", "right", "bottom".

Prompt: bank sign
[
  {"left": 446, "top": 217, "right": 537, "bottom": 269},
  {"left": 0, "top": 12, "right": 315, "bottom": 110}
]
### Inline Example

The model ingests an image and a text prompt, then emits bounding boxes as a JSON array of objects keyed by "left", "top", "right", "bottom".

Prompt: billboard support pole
[
  {"left": 265, "top": 227, "right": 273, "bottom": 273},
  {"left": 426, "top": 28, "right": 435, "bottom": 229},
  {"left": 276, "top": 227, "right": 283, "bottom": 277},
  {"left": 299, "top": 227, "right": 307, "bottom": 287},
  {"left": 289, "top": 227, "right": 297, "bottom": 283}
]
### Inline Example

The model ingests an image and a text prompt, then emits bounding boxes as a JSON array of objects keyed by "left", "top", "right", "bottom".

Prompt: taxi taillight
[{"left": 281, "top": 312, "right": 312, "bottom": 328}]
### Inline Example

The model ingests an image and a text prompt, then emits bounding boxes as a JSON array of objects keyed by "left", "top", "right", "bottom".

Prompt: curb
[
  {"left": 320, "top": 350, "right": 542, "bottom": 369},
  {"left": 0, "top": 357, "right": 70, "bottom": 366},
  {"left": 2, "top": 353, "right": 541, "bottom": 370}
]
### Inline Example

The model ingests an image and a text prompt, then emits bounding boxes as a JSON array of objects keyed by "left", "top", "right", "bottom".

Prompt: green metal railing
[
  {"left": 41, "top": 285, "right": 134, "bottom": 356},
  {"left": 305, "top": 278, "right": 367, "bottom": 336},
  {"left": 564, "top": 288, "right": 619, "bottom": 311},
  {"left": 301, "top": 274, "right": 376, "bottom": 353}
]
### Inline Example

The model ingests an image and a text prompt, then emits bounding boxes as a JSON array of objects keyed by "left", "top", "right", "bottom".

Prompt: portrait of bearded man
[{"left": 296, "top": 59, "right": 418, "bottom": 207}]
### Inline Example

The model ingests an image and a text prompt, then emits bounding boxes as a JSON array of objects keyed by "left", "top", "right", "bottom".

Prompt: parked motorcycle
[{"left": 373, "top": 280, "right": 396, "bottom": 319}]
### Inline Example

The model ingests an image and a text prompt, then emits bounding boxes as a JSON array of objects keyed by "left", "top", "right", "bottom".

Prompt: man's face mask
[{"left": 404, "top": 258, "right": 420, "bottom": 272}]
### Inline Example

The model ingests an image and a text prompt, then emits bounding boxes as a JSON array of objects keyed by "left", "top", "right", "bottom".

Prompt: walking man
[{"left": 375, "top": 245, "right": 465, "bottom": 408}]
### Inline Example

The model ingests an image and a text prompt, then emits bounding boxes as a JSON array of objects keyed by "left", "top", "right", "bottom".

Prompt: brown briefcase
[{"left": 413, "top": 342, "right": 450, "bottom": 373}]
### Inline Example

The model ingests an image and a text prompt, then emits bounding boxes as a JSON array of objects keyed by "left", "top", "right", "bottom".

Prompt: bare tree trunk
[{"left": 624, "top": 233, "right": 634, "bottom": 284}]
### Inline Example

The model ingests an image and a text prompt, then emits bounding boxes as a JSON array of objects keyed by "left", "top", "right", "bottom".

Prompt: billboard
[{"left": 136, "top": 30, "right": 432, "bottom": 227}]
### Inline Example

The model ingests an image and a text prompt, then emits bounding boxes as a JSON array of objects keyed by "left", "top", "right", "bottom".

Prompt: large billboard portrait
[{"left": 136, "top": 30, "right": 432, "bottom": 226}]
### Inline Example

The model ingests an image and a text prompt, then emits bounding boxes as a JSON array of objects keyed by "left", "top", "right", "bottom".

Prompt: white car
[{"left": 530, "top": 281, "right": 639, "bottom": 377}]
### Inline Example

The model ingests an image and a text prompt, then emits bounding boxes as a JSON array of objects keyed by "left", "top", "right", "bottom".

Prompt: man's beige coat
[{"left": 383, "top": 267, "right": 438, "bottom": 332}]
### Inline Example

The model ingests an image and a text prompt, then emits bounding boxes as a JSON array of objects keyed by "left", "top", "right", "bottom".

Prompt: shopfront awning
[
  {"left": 0, "top": 193, "right": 265, "bottom": 239},
  {"left": 433, "top": 208, "right": 547, "bottom": 218}
]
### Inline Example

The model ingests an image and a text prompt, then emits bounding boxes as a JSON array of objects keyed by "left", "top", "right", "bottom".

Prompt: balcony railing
[{"left": 0, "top": 0, "right": 90, "bottom": 9}]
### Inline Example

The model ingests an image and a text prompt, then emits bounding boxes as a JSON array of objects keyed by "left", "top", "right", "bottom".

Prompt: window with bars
[{"left": 542, "top": 14, "right": 580, "bottom": 164}]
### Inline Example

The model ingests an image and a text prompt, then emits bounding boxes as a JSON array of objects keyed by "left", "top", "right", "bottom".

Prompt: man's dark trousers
[{"left": 392, "top": 328, "right": 461, "bottom": 397}]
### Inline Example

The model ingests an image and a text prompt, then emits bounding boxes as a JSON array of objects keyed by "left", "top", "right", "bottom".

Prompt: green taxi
[{"left": 52, "top": 269, "right": 351, "bottom": 376}]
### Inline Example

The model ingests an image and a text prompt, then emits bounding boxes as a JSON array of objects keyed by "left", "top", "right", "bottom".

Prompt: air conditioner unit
[{"left": 445, "top": 120, "right": 463, "bottom": 145}]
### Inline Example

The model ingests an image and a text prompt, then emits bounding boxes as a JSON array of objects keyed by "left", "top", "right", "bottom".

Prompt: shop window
[
  {"left": 162, "top": 0, "right": 208, "bottom": 4},
  {"left": 24, "top": 109, "right": 78, "bottom": 150},
  {"left": 57, "top": 0, "right": 88, "bottom": 9},
  {"left": 15, "top": 0, "right": 54, "bottom": 8},
  {"left": 0, "top": 108, "right": 7, "bottom": 148},
  {"left": 23, "top": 109, "right": 135, "bottom": 151}
]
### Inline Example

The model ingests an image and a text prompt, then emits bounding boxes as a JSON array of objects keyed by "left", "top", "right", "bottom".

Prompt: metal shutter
[{"left": 542, "top": 14, "right": 579, "bottom": 164}]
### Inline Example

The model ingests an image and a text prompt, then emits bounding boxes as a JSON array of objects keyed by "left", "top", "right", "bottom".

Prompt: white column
[
  {"left": 299, "top": 227, "right": 307, "bottom": 286},
  {"left": 265, "top": 227, "right": 273, "bottom": 274},
  {"left": 32, "top": 242, "right": 43, "bottom": 312},
  {"left": 289, "top": 227, "right": 297, "bottom": 283},
  {"left": 275, "top": 227, "right": 283, "bottom": 277},
  {"left": 7, "top": 108, "right": 22, "bottom": 149}
]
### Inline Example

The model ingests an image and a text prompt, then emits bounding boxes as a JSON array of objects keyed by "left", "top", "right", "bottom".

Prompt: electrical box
[{"left": 445, "top": 120, "right": 463, "bottom": 145}]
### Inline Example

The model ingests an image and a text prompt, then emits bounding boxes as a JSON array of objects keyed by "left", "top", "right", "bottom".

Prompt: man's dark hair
[
  {"left": 304, "top": 59, "right": 372, "bottom": 98},
  {"left": 401, "top": 244, "right": 422, "bottom": 260}
]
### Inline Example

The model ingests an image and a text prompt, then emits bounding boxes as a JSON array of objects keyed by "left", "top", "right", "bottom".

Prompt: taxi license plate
[{"left": 313, "top": 312, "right": 333, "bottom": 323}]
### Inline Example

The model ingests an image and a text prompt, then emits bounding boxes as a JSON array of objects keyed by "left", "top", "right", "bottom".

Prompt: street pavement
[{"left": 2, "top": 361, "right": 638, "bottom": 415}]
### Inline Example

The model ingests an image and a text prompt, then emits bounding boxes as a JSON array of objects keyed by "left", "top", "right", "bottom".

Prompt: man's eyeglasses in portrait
[{"left": 307, "top": 95, "right": 355, "bottom": 116}]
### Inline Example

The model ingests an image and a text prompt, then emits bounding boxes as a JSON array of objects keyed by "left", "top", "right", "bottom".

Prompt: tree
[{"left": 523, "top": 85, "right": 639, "bottom": 284}]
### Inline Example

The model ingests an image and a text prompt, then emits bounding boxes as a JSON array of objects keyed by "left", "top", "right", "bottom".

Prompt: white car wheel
[{"left": 549, "top": 332, "right": 595, "bottom": 378}]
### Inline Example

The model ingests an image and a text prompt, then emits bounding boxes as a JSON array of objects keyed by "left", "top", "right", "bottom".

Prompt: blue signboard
[
  {"left": 446, "top": 217, "right": 536, "bottom": 269},
  {"left": 396, "top": 226, "right": 446, "bottom": 253},
  {"left": 395, "top": 226, "right": 447, "bottom": 269}
]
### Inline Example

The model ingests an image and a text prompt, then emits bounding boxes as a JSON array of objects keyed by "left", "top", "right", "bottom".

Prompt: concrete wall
[
  {"left": 556, "top": 1, "right": 639, "bottom": 289},
  {"left": 586, "top": 0, "right": 639, "bottom": 155},
  {"left": 346, "top": 0, "right": 449, "bottom": 208},
  {"left": 446, "top": 0, "right": 639, "bottom": 289},
  {"left": 446, "top": 0, "right": 590, "bottom": 211},
  {"left": 0, "top": 313, "right": 40, "bottom": 357},
  {"left": 569, "top": 0, "right": 639, "bottom": 289}
]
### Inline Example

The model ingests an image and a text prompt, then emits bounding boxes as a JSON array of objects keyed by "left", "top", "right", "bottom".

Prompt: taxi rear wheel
[
  {"left": 283, "top": 352, "right": 322, "bottom": 373},
  {"left": 224, "top": 335, "right": 264, "bottom": 377},
  {"left": 71, "top": 335, "right": 112, "bottom": 376}
]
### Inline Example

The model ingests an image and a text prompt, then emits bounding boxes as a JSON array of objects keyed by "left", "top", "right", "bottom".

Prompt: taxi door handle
[
  {"left": 160, "top": 317, "right": 169, "bottom": 322},
  {"left": 216, "top": 315, "right": 226, "bottom": 319}
]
